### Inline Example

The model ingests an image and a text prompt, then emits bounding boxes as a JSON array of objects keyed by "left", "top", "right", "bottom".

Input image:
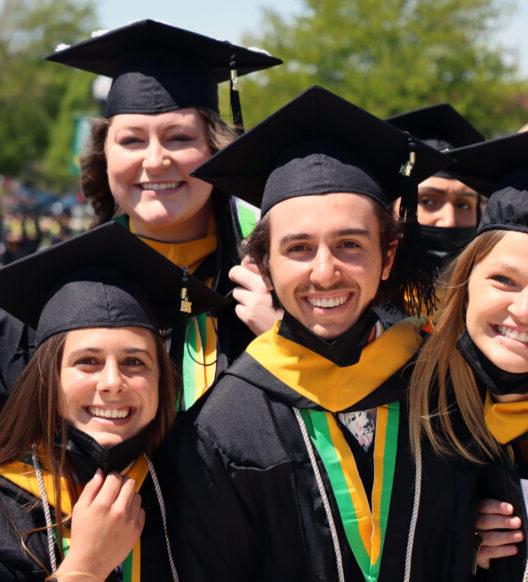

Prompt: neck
[{"left": 130, "top": 200, "right": 213, "bottom": 243}]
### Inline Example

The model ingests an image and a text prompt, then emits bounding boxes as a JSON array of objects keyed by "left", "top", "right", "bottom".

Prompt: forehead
[
  {"left": 268, "top": 192, "right": 381, "bottom": 237},
  {"left": 476, "top": 231, "right": 528, "bottom": 272},
  {"left": 419, "top": 176, "right": 477, "bottom": 196},
  {"left": 63, "top": 326, "right": 157, "bottom": 350},
  {"left": 107, "top": 108, "right": 204, "bottom": 131}
]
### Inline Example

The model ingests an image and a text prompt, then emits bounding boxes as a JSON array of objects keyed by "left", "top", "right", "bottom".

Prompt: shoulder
[
  {"left": 0, "top": 477, "right": 49, "bottom": 579},
  {"left": 175, "top": 364, "right": 298, "bottom": 469}
]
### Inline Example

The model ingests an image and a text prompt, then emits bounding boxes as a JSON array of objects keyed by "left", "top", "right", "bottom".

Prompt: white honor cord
[
  {"left": 293, "top": 408, "right": 345, "bottom": 582},
  {"left": 32, "top": 445, "right": 58, "bottom": 573},
  {"left": 403, "top": 443, "right": 422, "bottom": 582},
  {"left": 145, "top": 454, "right": 180, "bottom": 582}
]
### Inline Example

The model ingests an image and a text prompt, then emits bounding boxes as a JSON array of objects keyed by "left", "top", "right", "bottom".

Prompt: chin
[{"left": 483, "top": 345, "right": 528, "bottom": 374}]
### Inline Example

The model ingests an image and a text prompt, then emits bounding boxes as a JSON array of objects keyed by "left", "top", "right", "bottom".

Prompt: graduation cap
[
  {"left": 0, "top": 223, "right": 228, "bottom": 347},
  {"left": 47, "top": 19, "right": 282, "bottom": 128},
  {"left": 192, "top": 85, "right": 453, "bottom": 215},
  {"left": 386, "top": 103, "right": 485, "bottom": 152},
  {"left": 449, "top": 131, "right": 528, "bottom": 197}
]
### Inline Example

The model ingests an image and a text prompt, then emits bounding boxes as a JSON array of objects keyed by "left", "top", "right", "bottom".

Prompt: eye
[
  {"left": 418, "top": 196, "right": 438, "bottom": 210},
  {"left": 74, "top": 357, "right": 100, "bottom": 368},
  {"left": 491, "top": 274, "right": 516, "bottom": 287},
  {"left": 456, "top": 200, "right": 473, "bottom": 212},
  {"left": 122, "top": 357, "right": 146, "bottom": 368},
  {"left": 338, "top": 240, "right": 361, "bottom": 249},
  {"left": 167, "top": 134, "right": 192, "bottom": 143},
  {"left": 118, "top": 136, "right": 143, "bottom": 146},
  {"left": 286, "top": 244, "right": 310, "bottom": 254}
]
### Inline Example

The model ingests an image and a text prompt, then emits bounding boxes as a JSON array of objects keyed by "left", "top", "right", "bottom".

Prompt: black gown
[
  {"left": 0, "top": 447, "right": 177, "bottom": 581},
  {"left": 168, "top": 329, "right": 482, "bottom": 581}
]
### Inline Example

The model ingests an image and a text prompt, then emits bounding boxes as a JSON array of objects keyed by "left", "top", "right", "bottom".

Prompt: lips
[
  {"left": 139, "top": 181, "right": 183, "bottom": 191},
  {"left": 305, "top": 293, "right": 350, "bottom": 309},
  {"left": 496, "top": 325, "right": 528, "bottom": 345},
  {"left": 86, "top": 406, "right": 132, "bottom": 420}
]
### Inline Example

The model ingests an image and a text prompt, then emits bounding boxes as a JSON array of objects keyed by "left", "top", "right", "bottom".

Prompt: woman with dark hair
[
  {"left": 0, "top": 223, "right": 224, "bottom": 580},
  {"left": 0, "top": 19, "right": 283, "bottom": 409}
]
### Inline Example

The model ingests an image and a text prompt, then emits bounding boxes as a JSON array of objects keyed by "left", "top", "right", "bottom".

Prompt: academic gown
[
  {"left": 0, "top": 450, "right": 176, "bottom": 581},
  {"left": 168, "top": 319, "right": 481, "bottom": 582},
  {"left": 476, "top": 452, "right": 528, "bottom": 581}
]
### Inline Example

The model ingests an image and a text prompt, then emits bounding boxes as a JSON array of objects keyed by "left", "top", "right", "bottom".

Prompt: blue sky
[{"left": 97, "top": 0, "right": 528, "bottom": 75}]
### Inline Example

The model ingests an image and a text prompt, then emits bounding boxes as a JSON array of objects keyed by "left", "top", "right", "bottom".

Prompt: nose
[
  {"left": 142, "top": 140, "right": 169, "bottom": 173},
  {"left": 508, "top": 287, "right": 528, "bottom": 324},
  {"left": 96, "top": 358, "right": 123, "bottom": 395},
  {"left": 309, "top": 246, "right": 341, "bottom": 288},
  {"left": 435, "top": 202, "right": 457, "bottom": 227}
]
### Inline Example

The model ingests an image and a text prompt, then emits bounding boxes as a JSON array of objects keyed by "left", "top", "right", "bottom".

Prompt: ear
[{"left": 381, "top": 240, "right": 398, "bottom": 281}]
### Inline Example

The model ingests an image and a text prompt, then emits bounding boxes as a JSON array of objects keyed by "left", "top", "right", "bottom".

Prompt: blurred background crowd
[{"left": 1, "top": 0, "right": 527, "bottom": 265}]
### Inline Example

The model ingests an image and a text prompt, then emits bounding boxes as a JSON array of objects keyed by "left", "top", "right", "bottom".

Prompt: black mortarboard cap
[
  {"left": 386, "top": 103, "right": 485, "bottom": 151},
  {"left": 0, "top": 223, "right": 228, "bottom": 346},
  {"left": 477, "top": 187, "right": 528, "bottom": 236},
  {"left": 449, "top": 131, "right": 528, "bottom": 197},
  {"left": 46, "top": 19, "right": 282, "bottom": 122},
  {"left": 192, "top": 86, "right": 452, "bottom": 215}
]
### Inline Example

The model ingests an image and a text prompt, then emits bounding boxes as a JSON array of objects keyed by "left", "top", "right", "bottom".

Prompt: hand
[
  {"left": 55, "top": 469, "right": 145, "bottom": 581},
  {"left": 475, "top": 498, "right": 523, "bottom": 569},
  {"left": 229, "top": 258, "right": 283, "bottom": 336}
]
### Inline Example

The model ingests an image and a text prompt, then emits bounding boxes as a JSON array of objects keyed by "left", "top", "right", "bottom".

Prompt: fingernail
[
  {"left": 514, "top": 532, "right": 524, "bottom": 541},
  {"left": 510, "top": 517, "right": 522, "bottom": 527}
]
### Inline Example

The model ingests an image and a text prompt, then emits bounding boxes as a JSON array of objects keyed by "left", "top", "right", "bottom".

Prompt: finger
[
  {"left": 480, "top": 529, "right": 524, "bottom": 547},
  {"left": 77, "top": 468, "right": 104, "bottom": 506},
  {"left": 137, "top": 507, "right": 146, "bottom": 533},
  {"left": 477, "top": 499, "right": 514, "bottom": 515},
  {"left": 232, "top": 286, "right": 271, "bottom": 307},
  {"left": 477, "top": 543, "right": 519, "bottom": 569},
  {"left": 475, "top": 513, "right": 522, "bottom": 531},
  {"left": 114, "top": 476, "right": 138, "bottom": 512},
  {"left": 229, "top": 266, "right": 266, "bottom": 290},
  {"left": 240, "top": 255, "right": 259, "bottom": 273},
  {"left": 95, "top": 472, "right": 123, "bottom": 506}
]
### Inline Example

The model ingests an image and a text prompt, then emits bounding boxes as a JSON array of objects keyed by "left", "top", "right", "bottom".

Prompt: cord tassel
[{"left": 230, "top": 54, "right": 244, "bottom": 135}]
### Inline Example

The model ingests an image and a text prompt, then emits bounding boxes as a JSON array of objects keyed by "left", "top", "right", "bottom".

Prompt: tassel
[
  {"left": 180, "top": 268, "right": 192, "bottom": 314},
  {"left": 230, "top": 54, "right": 244, "bottom": 135},
  {"left": 394, "top": 134, "right": 438, "bottom": 316}
]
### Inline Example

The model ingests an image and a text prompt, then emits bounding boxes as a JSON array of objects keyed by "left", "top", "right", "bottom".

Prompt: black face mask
[
  {"left": 278, "top": 304, "right": 378, "bottom": 367},
  {"left": 456, "top": 331, "right": 528, "bottom": 396},
  {"left": 420, "top": 225, "right": 476, "bottom": 274},
  {"left": 59, "top": 424, "right": 151, "bottom": 483}
]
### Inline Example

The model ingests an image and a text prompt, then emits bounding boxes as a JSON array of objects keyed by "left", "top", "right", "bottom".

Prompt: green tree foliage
[
  {"left": 0, "top": 0, "right": 97, "bottom": 186},
  {"left": 239, "top": 0, "right": 528, "bottom": 136}
]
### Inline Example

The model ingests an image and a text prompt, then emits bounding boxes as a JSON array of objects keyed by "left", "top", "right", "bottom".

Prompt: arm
[{"left": 171, "top": 422, "right": 259, "bottom": 582}]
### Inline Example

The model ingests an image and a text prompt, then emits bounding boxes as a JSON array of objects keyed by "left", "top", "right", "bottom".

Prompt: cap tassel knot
[
  {"left": 230, "top": 53, "right": 245, "bottom": 135},
  {"left": 180, "top": 268, "right": 193, "bottom": 314}
]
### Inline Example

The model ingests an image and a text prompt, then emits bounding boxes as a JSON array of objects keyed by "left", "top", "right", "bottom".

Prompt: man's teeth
[
  {"left": 141, "top": 182, "right": 181, "bottom": 191},
  {"left": 88, "top": 407, "right": 131, "bottom": 419},
  {"left": 307, "top": 295, "right": 348, "bottom": 308},
  {"left": 497, "top": 325, "right": 528, "bottom": 344}
]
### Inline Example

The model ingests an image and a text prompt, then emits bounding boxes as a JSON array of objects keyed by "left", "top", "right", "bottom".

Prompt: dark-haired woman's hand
[
  {"left": 55, "top": 469, "right": 145, "bottom": 581},
  {"left": 230, "top": 258, "right": 282, "bottom": 336}
]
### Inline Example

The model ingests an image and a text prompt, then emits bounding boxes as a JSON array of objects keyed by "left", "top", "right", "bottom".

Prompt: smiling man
[{"left": 170, "top": 87, "right": 481, "bottom": 581}]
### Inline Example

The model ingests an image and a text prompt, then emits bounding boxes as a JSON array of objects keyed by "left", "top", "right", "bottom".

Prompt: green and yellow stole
[
  {"left": 131, "top": 218, "right": 218, "bottom": 409},
  {"left": 247, "top": 317, "right": 425, "bottom": 582},
  {"left": 0, "top": 454, "right": 149, "bottom": 582}
]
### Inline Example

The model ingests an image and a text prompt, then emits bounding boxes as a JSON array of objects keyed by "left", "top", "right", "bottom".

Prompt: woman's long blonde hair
[{"left": 409, "top": 230, "right": 505, "bottom": 462}]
